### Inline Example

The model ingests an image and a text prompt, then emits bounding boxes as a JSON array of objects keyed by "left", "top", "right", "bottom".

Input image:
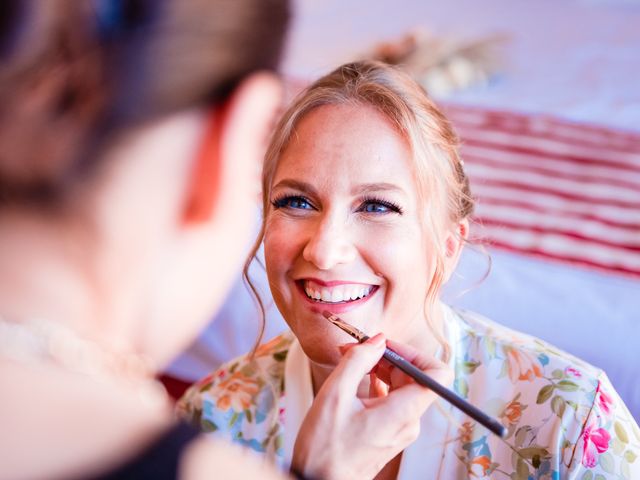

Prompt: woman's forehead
[{"left": 272, "top": 103, "right": 416, "bottom": 187}]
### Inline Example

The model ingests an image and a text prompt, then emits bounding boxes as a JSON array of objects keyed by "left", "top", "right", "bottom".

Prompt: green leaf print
[
  {"left": 192, "top": 408, "right": 202, "bottom": 427},
  {"left": 532, "top": 454, "right": 542, "bottom": 469},
  {"left": 551, "top": 395, "right": 566, "bottom": 417},
  {"left": 599, "top": 452, "right": 614, "bottom": 474},
  {"left": 245, "top": 409, "right": 253, "bottom": 423},
  {"left": 594, "top": 474, "right": 606, "bottom": 480},
  {"left": 454, "top": 378, "right": 469, "bottom": 398},
  {"left": 551, "top": 369, "right": 565, "bottom": 379},
  {"left": 624, "top": 450, "right": 637, "bottom": 463},
  {"left": 268, "top": 422, "right": 279, "bottom": 436},
  {"left": 462, "top": 361, "right": 481, "bottom": 374},
  {"left": 616, "top": 421, "right": 629, "bottom": 444},
  {"left": 537, "top": 384, "right": 554, "bottom": 404},
  {"left": 515, "top": 457, "right": 529, "bottom": 480},
  {"left": 518, "top": 447, "right": 550, "bottom": 460},
  {"left": 273, "top": 351, "right": 287, "bottom": 362},
  {"left": 515, "top": 426, "right": 532, "bottom": 447},
  {"left": 612, "top": 438, "right": 626, "bottom": 455},
  {"left": 580, "top": 471, "right": 593, "bottom": 480},
  {"left": 202, "top": 420, "right": 218, "bottom": 433},
  {"left": 229, "top": 412, "right": 239, "bottom": 427},
  {"left": 198, "top": 382, "right": 213, "bottom": 392},
  {"left": 486, "top": 337, "right": 497, "bottom": 358},
  {"left": 556, "top": 380, "right": 579, "bottom": 392}
]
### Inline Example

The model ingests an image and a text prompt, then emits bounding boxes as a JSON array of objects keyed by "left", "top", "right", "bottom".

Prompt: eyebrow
[
  {"left": 271, "top": 179, "right": 319, "bottom": 196},
  {"left": 271, "top": 179, "right": 407, "bottom": 197},
  {"left": 352, "top": 182, "right": 406, "bottom": 196}
]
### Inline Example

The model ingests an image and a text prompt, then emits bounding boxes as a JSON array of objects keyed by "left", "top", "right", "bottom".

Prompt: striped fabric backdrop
[{"left": 444, "top": 104, "right": 640, "bottom": 279}]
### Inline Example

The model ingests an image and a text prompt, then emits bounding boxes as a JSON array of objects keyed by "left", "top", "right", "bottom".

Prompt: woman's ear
[
  {"left": 140, "top": 73, "right": 281, "bottom": 365},
  {"left": 182, "top": 104, "right": 227, "bottom": 223},
  {"left": 443, "top": 218, "right": 469, "bottom": 282},
  {"left": 182, "top": 73, "right": 282, "bottom": 225}
]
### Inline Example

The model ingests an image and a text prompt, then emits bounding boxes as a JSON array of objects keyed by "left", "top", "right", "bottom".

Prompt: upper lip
[{"left": 296, "top": 277, "right": 380, "bottom": 287}]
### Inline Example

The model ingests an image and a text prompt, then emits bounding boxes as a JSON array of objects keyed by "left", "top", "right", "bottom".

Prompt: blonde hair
[{"left": 246, "top": 61, "right": 474, "bottom": 360}]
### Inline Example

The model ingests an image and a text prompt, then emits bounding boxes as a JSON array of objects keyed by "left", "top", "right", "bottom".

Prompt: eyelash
[
  {"left": 359, "top": 196, "right": 403, "bottom": 215},
  {"left": 270, "top": 194, "right": 403, "bottom": 215},
  {"left": 271, "top": 195, "right": 314, "bottom": 210}
]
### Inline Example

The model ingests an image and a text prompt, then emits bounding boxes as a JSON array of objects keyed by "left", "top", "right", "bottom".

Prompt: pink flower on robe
[
  {"left": 596, "top": 383, "right": 614, "bottom": 417},
  {"left": 581, "top": 422, "right": 611, "bottom": 468},
  {"left": 565, "top": 367, "right": 582, "bottom": 378}
]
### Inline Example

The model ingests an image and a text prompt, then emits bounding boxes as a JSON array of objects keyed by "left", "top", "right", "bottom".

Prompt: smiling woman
[{"left": 178, "top": 61, "right": 640, "bottom": 480}]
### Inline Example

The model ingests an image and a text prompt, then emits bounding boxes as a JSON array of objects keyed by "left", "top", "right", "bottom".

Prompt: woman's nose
[{"left": 302, "top": 217, "right": 357, "bottom": 270}]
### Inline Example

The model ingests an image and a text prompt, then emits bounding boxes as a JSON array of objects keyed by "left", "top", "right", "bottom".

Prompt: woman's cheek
[
  {"left": 265, "top": 218, "right": 301, "bottom": 288},
  {"left": 359, "top": 223, "right": 419, "bottom": 272},
  {"left": 375, "top": 229, "right": 432, "bottom": 310}
]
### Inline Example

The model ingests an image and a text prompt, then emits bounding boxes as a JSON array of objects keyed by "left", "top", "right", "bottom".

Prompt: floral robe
[{"left": 177, "top": 306, "right": 640, "bottom": 479}]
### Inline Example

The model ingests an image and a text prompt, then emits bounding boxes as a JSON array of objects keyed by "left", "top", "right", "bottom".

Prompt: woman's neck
[{"left": 0, "top": 213, "right": 133, "bottom": 349}]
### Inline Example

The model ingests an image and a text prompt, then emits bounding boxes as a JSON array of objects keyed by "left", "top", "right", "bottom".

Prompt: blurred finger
[
  {"left": 384, "top": 339, "right": 445, "bottom": 371},
  {"left": 365, "top": 382, "right": 438, "bottom": 427},
  {"left": 368, "top": 372, "right": 389, "bottom": 399},
  {"left": 319, "top": 333, "right": 386, "bottom": 400},
  {"left": 338, "top": 342, "right": 358, "bottom": 356},
  {"left": 388, "top": 359, "right": 453, "bottom": 392}
]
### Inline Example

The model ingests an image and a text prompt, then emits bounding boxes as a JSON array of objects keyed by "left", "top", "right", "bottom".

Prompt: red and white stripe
[{"left": 445, "top": 104, "right": 640, "bottom": 278}]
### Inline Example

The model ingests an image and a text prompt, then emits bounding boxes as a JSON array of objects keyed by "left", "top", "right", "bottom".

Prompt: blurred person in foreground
[{"left": 0, "top": 0, "right": 289, "bottom": 478}]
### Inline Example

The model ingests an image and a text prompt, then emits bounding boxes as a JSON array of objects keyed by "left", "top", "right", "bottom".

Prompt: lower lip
[{"left": 295, "top": 282, "right": 379, "bottom": 314}]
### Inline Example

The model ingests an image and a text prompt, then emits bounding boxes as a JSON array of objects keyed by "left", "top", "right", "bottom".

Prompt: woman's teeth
[{"left": 303, "top": 283, "right": 374, "bottom": 303}]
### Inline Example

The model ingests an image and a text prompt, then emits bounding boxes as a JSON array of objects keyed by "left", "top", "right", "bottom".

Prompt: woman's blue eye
[
  {"left": 359, "top": 198, "right": 403, "bottom": 215},
  {"left": 363, "top": 202, "right": 390, "bottom": 213},
  {"left": 272, "top": 195, "right": 313, "bottom": 210}
]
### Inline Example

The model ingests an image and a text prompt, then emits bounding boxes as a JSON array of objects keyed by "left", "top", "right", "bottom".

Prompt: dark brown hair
[{"left": 0, "top": 0, "right": 289, "bottom": 207}]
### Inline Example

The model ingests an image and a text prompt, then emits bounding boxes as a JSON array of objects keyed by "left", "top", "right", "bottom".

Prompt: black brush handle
[{"left": 382, "top": 347, "right": 507, "bottom": 438}]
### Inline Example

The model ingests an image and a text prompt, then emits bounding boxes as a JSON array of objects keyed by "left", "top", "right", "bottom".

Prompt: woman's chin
[{"left": 299, "top": 343, "right": 342, "bottom": 369}]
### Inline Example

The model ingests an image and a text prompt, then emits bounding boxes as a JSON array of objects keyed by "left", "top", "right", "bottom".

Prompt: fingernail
[{"left": 367, "top": 333, "right": 385, "bottom": 347}]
